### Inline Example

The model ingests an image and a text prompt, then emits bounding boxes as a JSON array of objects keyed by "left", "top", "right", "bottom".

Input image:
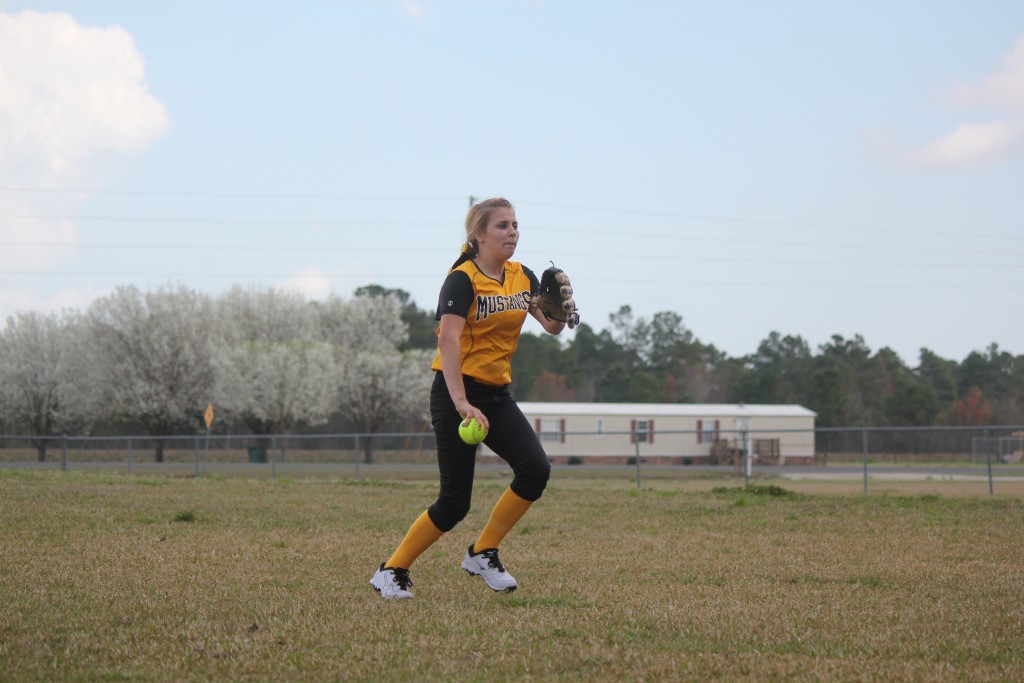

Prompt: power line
[
  {"left": 0, "top": 186, "right": 464, "bottom": 202},
  {"left": 1, "top": 203, "right": 1021, "bottom": 257},
  {"left": 535, "top": 230, "right": 1023, "bottom": 259},
  {"left": 1, "top": 270, "right": 1020, "bottom": 291},
  {"left": 0, "top": 240, "right": 1020, "bottom": 270},
  {"left": 2, "top": 186, "right": 1019, "bottom": 242},
  {"left": 2, "top": 228, "right": 1020, "bottom": 259},
  {"left": 0, "top": 241, "right": 448, "bottom": 253},
  {"left": 0, "top": 214, "right": 451, "bottom": 228},
  {"left": 520, "top": 200, "right": 1024, "bottom": 243}
]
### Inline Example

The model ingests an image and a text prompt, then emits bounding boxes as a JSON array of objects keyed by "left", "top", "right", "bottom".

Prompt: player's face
[{"left": 478, "top": 207, "right": 519, "bottom": 259}]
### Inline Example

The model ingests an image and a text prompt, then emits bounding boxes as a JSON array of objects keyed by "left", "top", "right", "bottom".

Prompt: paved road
[{"left": 773, "top": 465, "right": 1024, "bottom": 481}]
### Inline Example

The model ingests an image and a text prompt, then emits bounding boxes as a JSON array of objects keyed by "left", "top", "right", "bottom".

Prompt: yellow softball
[{"left": 458, "top": 417, "right": 487, "bottom": 445}]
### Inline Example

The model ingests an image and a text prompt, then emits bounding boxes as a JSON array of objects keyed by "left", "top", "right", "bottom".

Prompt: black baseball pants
[{"left": 426, "top": 372, "right": 550, "bottom": 532}]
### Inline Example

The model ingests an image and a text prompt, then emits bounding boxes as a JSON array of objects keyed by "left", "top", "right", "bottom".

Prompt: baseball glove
[{"left": 536, "top": 263, "right": 580, "bottom": 329}]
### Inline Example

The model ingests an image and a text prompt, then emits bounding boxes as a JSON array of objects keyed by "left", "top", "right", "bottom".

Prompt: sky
[{"left": 1, "top": 0, "right": 1022, "bottom": 366}]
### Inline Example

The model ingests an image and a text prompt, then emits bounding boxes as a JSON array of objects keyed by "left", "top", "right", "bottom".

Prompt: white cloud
[
  {"left": 401, "top": 1, "right": 426, "bottom": 22},
  {"left": 0, "top": 10, "right": 168, "bottom": 317},
  {"left": 0, "top": 280, "right": 106, "bottom": 320},
  {"left": 280, "top": 264, "right": 381, "bottom": 302},
  {"left": 949, "top": 35, "right": 1024, "bottom": 113},
  {"left": 0, "top": 195, "right": 76, "bottom": 271},
  {"left": 0, "top": 10, "right": 170, "bottom": 184},
  {"left": 914, "top": 34, "right": 1024, "bottom": 170},
  {"left": 917, "top": 120, "right": 1024, "bottom": 169},
  {"left": 282, "top": 269, "right": 335, "bottom": 301}
]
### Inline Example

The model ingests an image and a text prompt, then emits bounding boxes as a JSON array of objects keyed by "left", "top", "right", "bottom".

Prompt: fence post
[
  {"left": 743, "top": 427, "right": 751, "bottom": 487},
  {"left": 354, "top": 435, "right": 361, "bottom": 481},
  {"left": 271, "top": 435, "right": 277, "bottom": 481},
  {"left": 984, "top": 428, "right": 993, "bottom": 496},
  {"left": 127, "top": 437, "right": 133, "bottom": 475},
  {"left": 61, "top": 435, "right": 68, "bottom": 472},
  {"left": 634, "top": 439, "right": 641, "bottom": 490},
  {"left": 861, "top": 429, "right": 869, "bottom": 495},
  {"left": 194, "top": 436, "right": 200, "bottom": 477}
]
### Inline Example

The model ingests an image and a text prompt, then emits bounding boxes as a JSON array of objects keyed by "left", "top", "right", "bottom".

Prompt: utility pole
[{"left": 468, "top": 195, "right": 476, "bottom": 208}]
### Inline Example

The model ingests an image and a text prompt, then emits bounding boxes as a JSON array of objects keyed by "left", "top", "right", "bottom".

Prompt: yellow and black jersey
[{"left": 430, "top": 259, "right": 540, "bottom": 386}]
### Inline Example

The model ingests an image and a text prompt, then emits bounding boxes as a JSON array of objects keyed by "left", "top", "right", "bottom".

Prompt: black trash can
[{"left": 247, "top": 446, "right": 262, "bottom": 463}]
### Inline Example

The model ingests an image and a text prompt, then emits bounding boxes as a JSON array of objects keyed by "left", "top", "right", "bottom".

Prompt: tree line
[
  {"left": 0, "top": 284, "right": 433, "bottom": 462},
  {"left": 506, "top": 306, "right": 1023, "bottom": 431},
  {"left": 1, "top": 283, "right": 1021, "bottom": 462}
]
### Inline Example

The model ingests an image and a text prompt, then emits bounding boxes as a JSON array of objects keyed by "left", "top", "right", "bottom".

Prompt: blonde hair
[{"left": 451, "top": 197, "right": 514, "bottom": 268}]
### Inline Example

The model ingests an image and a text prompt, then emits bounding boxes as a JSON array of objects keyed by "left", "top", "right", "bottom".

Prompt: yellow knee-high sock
[
  {"left": 474, "top": 487, "right": 533, "bottom": 552},
  {"left": 385, "top": 510, "right": 444, "bottom": 570}
]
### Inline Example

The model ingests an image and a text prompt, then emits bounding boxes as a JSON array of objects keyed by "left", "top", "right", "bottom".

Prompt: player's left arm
[
  {"left": 530, "top": 306, "right": 566, "bottom": 334},
  {"left": 524, "top": 265, "right": 566, "bottom": 335}
]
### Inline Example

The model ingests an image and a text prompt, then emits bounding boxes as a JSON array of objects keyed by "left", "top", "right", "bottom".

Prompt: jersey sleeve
[
  {"left": 523, "top": 265, "right": 540, "bottom": 297},
  {"left": 435, "top": 270, "right": 474, "bottom": 320}
]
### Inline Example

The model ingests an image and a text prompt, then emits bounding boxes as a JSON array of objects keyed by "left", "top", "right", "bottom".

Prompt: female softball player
[{"left": 370, "top": 197, "right": 577, "bottom": 599}]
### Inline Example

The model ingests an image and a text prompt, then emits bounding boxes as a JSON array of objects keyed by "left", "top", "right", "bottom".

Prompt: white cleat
[
  {"left": 461, "top": 545, "right": 517, "bottom": 592},
  {"left": 369, "top": 563, "right": 414, "bottom": 599}
]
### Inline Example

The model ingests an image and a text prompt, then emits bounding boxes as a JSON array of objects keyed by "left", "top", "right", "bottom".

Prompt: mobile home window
[
  {"left": 635, "top": 419, "right": 651, "bottom": 443},
  {"left": 697, "top": 419, "right": 720, "bottom": 444},
  {"left": 538, "top": 418, "right": 562, "bottom": 443}
]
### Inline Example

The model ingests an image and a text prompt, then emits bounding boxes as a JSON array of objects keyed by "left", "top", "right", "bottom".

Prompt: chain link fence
[{"left": 1, "top": 425, "right": 1022, "bottom": 496}]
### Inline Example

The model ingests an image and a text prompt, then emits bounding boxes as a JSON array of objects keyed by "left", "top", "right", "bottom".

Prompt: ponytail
[
  {"left": 449, "top": 240, "right": 477, "bottom": 270},
  {"left": 451, "top": 197, "right": 512, "bottom": 270}
]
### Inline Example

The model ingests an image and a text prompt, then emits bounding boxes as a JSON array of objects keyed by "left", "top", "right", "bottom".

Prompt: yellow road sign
[{"left": 204, "top": 403, "right": 215, "bottom": 429}]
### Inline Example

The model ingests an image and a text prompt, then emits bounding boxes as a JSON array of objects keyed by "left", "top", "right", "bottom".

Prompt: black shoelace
[
  {"left": 480, "top": 548, "right": 506, "bottom": 573},
  {"left": 392, "top": 568, "right": 413, "bottom": 590}
]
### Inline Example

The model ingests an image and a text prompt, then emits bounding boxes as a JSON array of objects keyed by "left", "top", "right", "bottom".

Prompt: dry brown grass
[
  {"left": 1, "top": 469, "right": 1022, "bottom": 682},
  {"left": 0, "top": 446, "right": 440, "bottom": 465}
]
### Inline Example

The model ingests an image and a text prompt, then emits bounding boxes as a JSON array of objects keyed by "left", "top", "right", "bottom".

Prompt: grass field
[{"left": 1, "top": 469, "right": 1022, "bottom": 682}]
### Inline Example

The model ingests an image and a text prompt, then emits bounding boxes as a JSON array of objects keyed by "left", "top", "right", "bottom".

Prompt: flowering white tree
[
  {"left": 86, "top": 285, "right": 216, "bottom": 462},
  {"left": 320, "top": 292, "right": 433, "bottom": 463},
  {"left": 337, "top": 348, "right": 433, "bottom": 463},
  {"left": 212, "top": 286, "right": 338, "bottom": 460},
  {"left": 0, "top": 311, "right": 97, "bottom": 460},
  {"left": 317, "top": 292, "right": 410, "bottom": 351}
]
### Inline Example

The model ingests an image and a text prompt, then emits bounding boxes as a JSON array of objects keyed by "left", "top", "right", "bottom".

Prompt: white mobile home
[{"left": 494, "top": 402, "right": 817, "bottom": 466}]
